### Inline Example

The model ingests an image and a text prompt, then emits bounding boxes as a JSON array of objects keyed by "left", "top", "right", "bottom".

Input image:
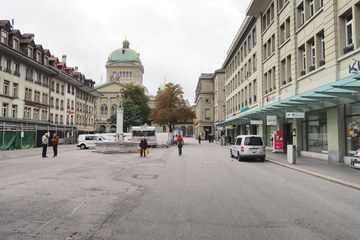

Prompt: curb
[{"left": 266, "top": 159, "right": 360, "bottom": 191}]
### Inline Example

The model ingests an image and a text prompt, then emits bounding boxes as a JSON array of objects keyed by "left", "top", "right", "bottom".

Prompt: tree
[
  {"left": 108, "top": 83, "right": 150, "bottom": 132},
  {"left": 150, "top": 83, "right": 196, "bottom": 132}
]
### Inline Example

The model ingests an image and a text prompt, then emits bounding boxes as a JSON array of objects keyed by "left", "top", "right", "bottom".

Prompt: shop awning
[{"left": 221, "top": 73, "right": 360, "bottom": 124}]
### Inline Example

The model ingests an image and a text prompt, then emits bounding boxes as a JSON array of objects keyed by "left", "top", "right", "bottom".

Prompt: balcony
[
  {"left": 344, "top": 44, "right": 354, "bottom": 54},
  {"left": 13, "top": 71, "right": 20, "bottom": 77}
]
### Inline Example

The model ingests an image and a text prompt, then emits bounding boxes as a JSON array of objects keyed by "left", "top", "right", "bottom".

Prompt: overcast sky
[{"left": 3, "top": 0, "right": 250, "bottom": 103}]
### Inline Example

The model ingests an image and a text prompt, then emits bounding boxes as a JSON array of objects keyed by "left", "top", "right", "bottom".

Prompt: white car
[
  {"left": 230, "top": 135, "right": 266, "bottom": 161},
  {"left": 77, "top": 134, "right": 108, "bottom": 149}
]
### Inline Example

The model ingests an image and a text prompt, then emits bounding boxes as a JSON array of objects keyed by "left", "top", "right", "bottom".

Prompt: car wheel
[
  {"left": 80, "top": 144, "right": 86, "bottom": 150},
  {"left": 230, "top": 149, "right": 234, "bottom": 158},
  {"left": 237, "top": 152, "right": 242, "bottom": 161}
]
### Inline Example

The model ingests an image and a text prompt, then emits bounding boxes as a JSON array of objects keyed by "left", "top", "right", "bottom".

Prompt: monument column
[{"left": 116, "top": 93, "right": 124, "bottom": 142}]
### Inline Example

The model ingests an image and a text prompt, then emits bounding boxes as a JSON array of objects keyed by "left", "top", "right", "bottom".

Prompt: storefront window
[
  {"left": 345, "top": 102, "right": 360, "bottom": 156},
  {"left": 265, "top": 125, "right": 277, "bottom": 147},
  {"left": 302, "top": 111, "right": 328, "bottom": 153}
]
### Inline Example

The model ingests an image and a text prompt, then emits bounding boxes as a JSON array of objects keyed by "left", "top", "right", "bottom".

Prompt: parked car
[
  {"left": 77, "top": 134, "right": 108, "bottom": 149},
  {"left": 230, "top": 135, "right": 266, "bottom": 161}
]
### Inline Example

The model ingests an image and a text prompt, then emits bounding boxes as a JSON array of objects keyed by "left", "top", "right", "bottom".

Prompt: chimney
[
  {"left": 62, "top": 55, "right": 67, "bottom": 63},
  {"left": 11, "top": 19, "right": 14, "bottom": 29}
]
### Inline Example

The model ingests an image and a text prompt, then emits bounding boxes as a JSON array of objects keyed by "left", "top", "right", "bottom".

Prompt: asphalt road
[{"left": 0, "top": 138, "right": 360, "bottom": 240}]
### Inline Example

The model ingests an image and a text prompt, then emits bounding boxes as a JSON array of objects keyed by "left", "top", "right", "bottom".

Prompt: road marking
[
  {"left": 34, "top": 217, "right": 57, "bottom": 229},
  {"left": 69, "top": 202, "right": 84, "bottom": 216}
]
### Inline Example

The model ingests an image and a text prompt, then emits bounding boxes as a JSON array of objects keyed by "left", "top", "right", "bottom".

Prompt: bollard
[{"left": 287, "top": 145, "right": 296, "bottom": 164}]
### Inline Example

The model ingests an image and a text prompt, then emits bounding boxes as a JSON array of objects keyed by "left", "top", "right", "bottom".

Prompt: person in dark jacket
[{"left": 139, "top": 137, "right": 148, "bottom": 157}]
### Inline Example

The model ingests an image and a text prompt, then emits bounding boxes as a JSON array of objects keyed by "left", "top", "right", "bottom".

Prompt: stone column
[{"left": 116, "top": 106, "right": 124, "bottom": 142}]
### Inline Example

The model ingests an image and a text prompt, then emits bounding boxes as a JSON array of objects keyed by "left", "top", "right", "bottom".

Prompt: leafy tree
[
  {"left": 108, "top": 83, "right": 150, "bottom": 132},
  {"left": 120, "top": 83, "right": 151, "bottom": 125},
  {"left": 150, "top": 83, "right": 196, "bottom": 132}
]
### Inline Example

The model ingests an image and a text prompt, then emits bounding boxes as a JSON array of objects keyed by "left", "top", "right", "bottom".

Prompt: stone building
[
  {"left": 214, "top": 0, "right": 360, "bottom": 164},
  {"left": 0, "top": 20, "right": 100, "bottom": 148},
  {"left": 94, "top": 39, "right": 154, "bottom": 133}
]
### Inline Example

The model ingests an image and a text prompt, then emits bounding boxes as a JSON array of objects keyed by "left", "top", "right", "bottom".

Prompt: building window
[
  {"left": 111, "top": 105, "right": 117, "bottom": 115},
  {"left": 36, "top": 52, "right": 41, "bottom": 62},
  {"left": 204, "top": 109, "right": 210, "bottom": 120},
  {"left": 302, "top": 111, "right": 328, "bottom": 153},
  {"left": 344, "top": 12, "right": 353, "bottom": 54},
  {"left": 41, "top": 110, "right": 47, "bottom": 121},
  {"left": 1, "top": 30, "right": 8, "bottom": 44},
  {"left": 298, "top": 3, "right": 305, "bottom": 27},
  {"left": 42, "top": 93, "right": 48, "bottom": 105},
  {"left": 13, "top": 83, "right": 18, "bottom": 98},
  {"left": 309, "top": 39, "right": 316, "bottom": 71},
  {"left": 318, "top": 32, "right": 325, "bottom": 66},
  {"left": 33, "top": 109, "right": 40, "bottom": 120},
  {"left": 299, "top": 45, "right": 306, "bottom": 76},
  {"left": 13, "top": 63, "right": 20, "bottom": 76},
  {"left": 2, "top": 103, "right": 8, "bottom": 117},
  {"left": 252, "top": 27, "right": 256, "bottom": 46},
  {"left": 25, "top": 88, "right": 32, "bottom": 101},
  {"left": 3, "top": 80, "right": 9, "bottom": 95},
  {"left": 319, "top": 0, "right": 323, "bottom": 8},
  {"left": 278, "top": 0, "right": 289, "bottom": 11},
  {"left": 5, "top": 59, "right": 11, "bottom": 73},
  {"left": 24, "top": 107, "right": 31, "bottom": 119},
  {"left": 11, "top": 105, "right": 17, "bottom": 118},
  {"left": 27, "top": 47, "right": 33, "bottom": 58},
  {"left": 101, "top": 104, "right": 108, "bottom": 115},
  {"left": 13, "top": 38, "right": 19, "bottom": 51},
  {"left": 309, "top": 0, "right": 314, "bottom": 18}
]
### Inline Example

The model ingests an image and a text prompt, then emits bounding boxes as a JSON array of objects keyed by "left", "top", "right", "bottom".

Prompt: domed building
[
  {"left": 106, "top": 39, "right": 144, "bottom": 84},
  {"left": 94, "top": 39, "right": 154, "bottom": 133}
]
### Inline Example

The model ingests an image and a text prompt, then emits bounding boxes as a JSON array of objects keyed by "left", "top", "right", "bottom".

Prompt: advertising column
[{"left": 273, "top": 130, "right": 284, "bottom": 152}]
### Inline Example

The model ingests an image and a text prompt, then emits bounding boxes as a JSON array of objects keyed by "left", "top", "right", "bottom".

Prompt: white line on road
[{"left": 69, "top": 202, "right": 84, "bottom": 216}]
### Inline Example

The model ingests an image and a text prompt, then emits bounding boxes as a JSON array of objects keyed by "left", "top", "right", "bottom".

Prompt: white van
[
  {"left": 230, "top": 135, "right": 266, "bottom": 161},
  {"left": 77, "top": 134, "right": 107, "bottom": 149}
]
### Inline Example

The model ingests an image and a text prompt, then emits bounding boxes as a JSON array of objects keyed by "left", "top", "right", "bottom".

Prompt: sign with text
[
  {"left": 267, "top": 116, "right": 277, "bottom": 125},
  {"left": 250, "top": 120, "right": 263, "bottom": 125},
  {"left": 286, "top": 112, "right": 305, "bottom": 118}
]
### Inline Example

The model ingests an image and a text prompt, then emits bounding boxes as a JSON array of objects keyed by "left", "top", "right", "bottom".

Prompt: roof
[{"left": 107, "top": 39, "right": 142, "bottom": 63}]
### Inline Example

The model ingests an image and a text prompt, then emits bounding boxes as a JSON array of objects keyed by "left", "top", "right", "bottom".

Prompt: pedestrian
[
  {"left": 139, "top": 137, "right": 148, "bottom": 157},
  {"left": 198, "top": 134, "right": 202, "bottom": 144},
  {"left": 176, "top": 134, "right": 184, "bottom": 156},
  {"left": 228, "top": 135, "right": 232, "bottom": 145},
  {"left": 51, "top": 133, "right": 59, "bottom": 157},
  {"left": 42, "top": 132, "right": 49, "bottom": 158}
]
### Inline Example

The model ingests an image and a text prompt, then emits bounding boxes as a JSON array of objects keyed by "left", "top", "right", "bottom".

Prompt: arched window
[
  {"left": 101, "top": 104, "right": 108, "bottom": 115},
  {"left": 111, "top": 105, "right": 117, "bottom": 115}
]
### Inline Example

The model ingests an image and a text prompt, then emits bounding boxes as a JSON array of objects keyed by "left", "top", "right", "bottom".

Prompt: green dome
[{"left": 108, "top": 39, "right": 141, "bottom": 63}]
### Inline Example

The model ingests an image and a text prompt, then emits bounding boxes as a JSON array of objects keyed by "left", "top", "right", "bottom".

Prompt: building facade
[
  {"left": 0, "top": 20, "right": 100, "bottom": 149},
  {"left": 194, "top": 73, "right": 215, "bottom": 140},
  {"left": 216, "top": 0, "right": 360, "bottom": 164},
  {"left": 94, "top": 39, "right": 154, "bottom": 133}
]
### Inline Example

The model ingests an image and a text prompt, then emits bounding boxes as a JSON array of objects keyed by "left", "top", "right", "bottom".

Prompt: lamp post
[{"left": 116, "top": 93, "right": 124, "bottom": 142}]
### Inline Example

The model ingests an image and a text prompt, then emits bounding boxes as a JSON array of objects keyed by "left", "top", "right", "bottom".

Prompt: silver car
[{"left": 230, "top": 135, "right": 266, "bottom": 161}]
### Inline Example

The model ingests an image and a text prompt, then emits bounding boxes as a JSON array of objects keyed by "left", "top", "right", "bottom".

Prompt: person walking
[
  {"left": 139, "top": 137, "right": 148, "bottom": 157},
  {"left": 198, "top": 134, "right": 201, "bottom": 144},
  {"left": 42, "top": 132, "right": 49, "bottom": 158},
  {"left": 51, "top": 133, "right": 59, "bottom": 157},
  {"left": 176, "top": 134, "right": 184, "bottom": 156}
]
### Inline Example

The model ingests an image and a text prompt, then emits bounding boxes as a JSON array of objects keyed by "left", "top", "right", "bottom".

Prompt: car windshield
[{"left": 244, "top": 137, "right": 263, "bottom": 146}]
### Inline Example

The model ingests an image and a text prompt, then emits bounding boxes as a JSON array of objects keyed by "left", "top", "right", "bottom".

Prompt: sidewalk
[
  {"left": 222, "top": 144, "right": 360, "bottom": 190},
  {"left": 265, "top": 150, "right": 360, "bottom": 190}
]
